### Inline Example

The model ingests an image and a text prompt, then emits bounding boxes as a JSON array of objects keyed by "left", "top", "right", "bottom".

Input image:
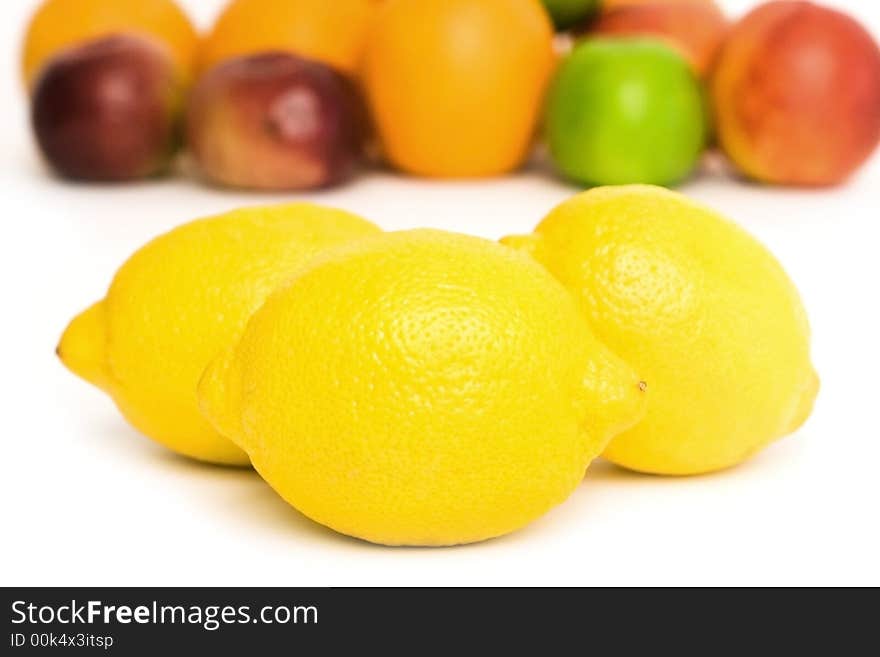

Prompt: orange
[
  {"left": 362, "top": 0, "right": 556, "bottom": 178},
  {"left": 199, "top": 0, "right": 376, "bottom": 76},
  {"left": 21, "top": 0, "right": 198, "bottom": 89}
]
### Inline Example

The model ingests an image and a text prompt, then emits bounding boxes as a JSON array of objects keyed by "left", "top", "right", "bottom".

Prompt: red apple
[
  {"left": 31, "top": 34, "right": 182, "bottom": 182},
  {"left": 186, "top": 52, "right": 367, "bottom": 190}
]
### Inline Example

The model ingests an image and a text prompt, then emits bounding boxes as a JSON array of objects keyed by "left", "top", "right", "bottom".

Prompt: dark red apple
[
  {"left": 31, "top": 34, "right": 182, "bottom": 182},
  {"left": 185, "top": 52, "right": 367, "bottom": 190}
]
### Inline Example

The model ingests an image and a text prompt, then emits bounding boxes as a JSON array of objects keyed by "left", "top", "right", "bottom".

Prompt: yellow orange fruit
[
  {"left": 22, "top": 0, "right": 198, "bottom": 89},
  {"left": 362, "top": 0, "right": 556, "bottom": 177},
  {"left": 199, "top": 0, "right": 376, "bottom": 76}
]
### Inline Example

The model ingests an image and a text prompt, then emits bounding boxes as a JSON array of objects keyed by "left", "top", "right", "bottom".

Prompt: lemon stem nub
[{"left": 57, "top": 301, "right": 111, "bottom": 392}]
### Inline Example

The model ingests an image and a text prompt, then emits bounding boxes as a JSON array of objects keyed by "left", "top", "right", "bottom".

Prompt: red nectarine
[{"left": 712, "top": 1, "right": 880, "bottom": 186}]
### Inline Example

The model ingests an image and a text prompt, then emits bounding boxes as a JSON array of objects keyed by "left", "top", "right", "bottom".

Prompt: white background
[{"left": 1, "top": 0, "right": 878, "bottom": 587}]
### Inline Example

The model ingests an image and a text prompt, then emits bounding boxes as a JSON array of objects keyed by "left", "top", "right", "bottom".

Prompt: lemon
[
  {"left": 57, "top": 203, "right": 380, "bottom": 466},
  {"left": 199, "top": 229, "right": 647, "bottom": 545},
  {"left": 503, "top": 185, "right": 819, "bottom": 475}
]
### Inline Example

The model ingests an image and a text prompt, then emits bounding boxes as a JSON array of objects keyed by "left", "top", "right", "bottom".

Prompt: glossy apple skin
[
  {"left": 587, "top": 0, "right": 729, "bottom": 77},
  {"left": 31, "top": 35, "right": 182, "bottom": 182},
  {"left": 712, "top": 1, "right": 880, "bottom": 186},
  {"left": 185, "top": 52, "right": 367, "bottom": 190}
]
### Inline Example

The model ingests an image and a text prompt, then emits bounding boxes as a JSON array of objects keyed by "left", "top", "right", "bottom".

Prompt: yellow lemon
[
  {"left": 58, "top": 204, "right": 380, "bottom": 466},
  {"left": 199, "top": 229, "right": 647, "bottom": 545},
  {"left": 503, "top": 185, "right": 818, "bottom": 475}
]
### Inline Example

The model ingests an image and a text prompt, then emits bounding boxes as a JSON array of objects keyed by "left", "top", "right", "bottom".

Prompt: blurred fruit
[
  {"left": 542, "top": 0, "right": 600, "bottom": 30},
  {"left": 186, "top": 52, "right": 367, "bottom": 191},
  {"left": 362, "top": 0, "right": 555, "bottom": 178},
  {"left": 31, "top": 35, "right": 182, "bottom": 182},
  {"left": 58, "top": 204, "right": 380, "bottom": 466},
  {"left": 604, "top": 0, "right": 716, "bottom": 9},
  {"left": 22, "top": 0, "right": 198, "bottom": 89},
  {"left": 199, "top": 0, "right": 375, "bottom": 76},
  {"left": 545, "top": 38, "right": 706, "bottom": 187},
  {"left": 199, "top": 229, "right": 647, "bottom": 545},
  {"left": 588, "top": 0, "right": 729, "bottom": 77},
  {"left": 712, "top": 1, "right": 880, "bottom": 186},
  {"left": 502, "top": 185, "right": 818, "bottom": 475}
]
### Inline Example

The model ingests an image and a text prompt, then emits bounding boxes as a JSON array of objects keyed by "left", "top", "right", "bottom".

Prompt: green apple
[
  {"left": 545, "top": 38, "right": 707, "bottom": 187},
  {"left": 542, "top": 0, "right": 601, "bottom": 31}
]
